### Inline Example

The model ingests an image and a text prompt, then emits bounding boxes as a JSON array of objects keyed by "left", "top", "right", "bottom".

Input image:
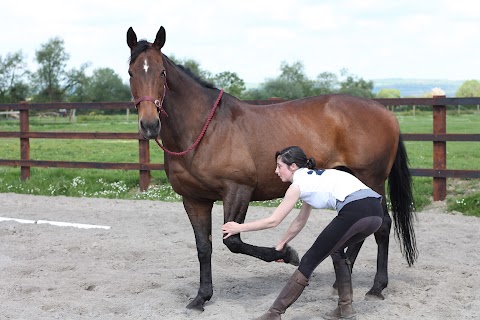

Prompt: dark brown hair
[{"left": 275, "top": 146, "right": 316, "bottom": 169}]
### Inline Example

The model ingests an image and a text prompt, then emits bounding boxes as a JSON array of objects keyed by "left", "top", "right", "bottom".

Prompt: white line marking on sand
[{"left": 0, "top": 217, "right": 111, "bottom": 229}]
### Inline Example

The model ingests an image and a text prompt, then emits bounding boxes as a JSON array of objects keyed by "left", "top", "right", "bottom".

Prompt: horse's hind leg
[
  {"left": 333, "top": 198, "right": 391, "bottom": 300},
  {"left": 365, "top": 201, "right": 391, "bottom": 300},
  {"left": 182, "top": 196, "right": 214, "bottom": 311}
]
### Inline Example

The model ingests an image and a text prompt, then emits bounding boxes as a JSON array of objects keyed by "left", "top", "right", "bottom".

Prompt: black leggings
[{"left": 298, "top": 197, "right": 383, "bottom": 278}]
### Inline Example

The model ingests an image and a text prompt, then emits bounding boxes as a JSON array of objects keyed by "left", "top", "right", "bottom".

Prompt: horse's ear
[
  {"left": 153, "top": 26, "right": 166, "bottom": 50},
  {"left": 127, "top": 27, "right": 137, "bottom": 49}
]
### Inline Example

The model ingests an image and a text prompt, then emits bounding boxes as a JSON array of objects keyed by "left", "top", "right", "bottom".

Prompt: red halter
[{"left": 134, "top": 83, "right": 169, "bottom": 117}]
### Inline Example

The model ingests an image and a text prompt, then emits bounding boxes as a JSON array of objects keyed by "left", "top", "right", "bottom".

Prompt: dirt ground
[{"left": 0, "top": 193, "right": 479, "bottom": 319}]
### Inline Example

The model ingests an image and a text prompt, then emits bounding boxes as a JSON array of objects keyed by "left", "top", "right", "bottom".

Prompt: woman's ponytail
[{"left": 306, "top": 158, "right": 316, "bottom": 169}]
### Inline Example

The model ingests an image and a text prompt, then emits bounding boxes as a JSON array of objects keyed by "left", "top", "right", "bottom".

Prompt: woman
[{"left": 222, "top": 146, "right": 383, "bottom": 320}]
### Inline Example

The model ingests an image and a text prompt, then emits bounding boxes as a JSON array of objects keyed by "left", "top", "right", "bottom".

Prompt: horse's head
[{"left": 127, "top": 26, "right": 167, "bottom": 139}]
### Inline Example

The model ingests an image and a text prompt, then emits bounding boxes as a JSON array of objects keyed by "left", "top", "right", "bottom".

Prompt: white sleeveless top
[{"left": 291, "top": 168, "right": 381, "bottom": 211}]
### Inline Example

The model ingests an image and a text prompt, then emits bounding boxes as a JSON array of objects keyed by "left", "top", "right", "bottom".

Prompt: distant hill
[{"left": 372, "top": 78, "right": 464, "bottom": 97}]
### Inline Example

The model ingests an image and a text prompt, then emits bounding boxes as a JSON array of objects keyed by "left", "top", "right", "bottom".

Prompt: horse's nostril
[
  {"left": 139, "top": 118, "right": 161, "bottom": 138},
  {"left": 140, "top": 120, "right": 150, "bottom": 133}
]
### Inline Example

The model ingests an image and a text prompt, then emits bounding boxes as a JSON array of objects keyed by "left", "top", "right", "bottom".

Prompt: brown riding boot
[
  {"left": 256, "top": 269, "right": 309, "bottom": 320},
  {"left": 324, "top": 259, "right": 356, "bottom": 320}
]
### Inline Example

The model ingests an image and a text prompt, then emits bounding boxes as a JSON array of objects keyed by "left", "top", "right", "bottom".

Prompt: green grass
[
  {"left": 445, "top": 179, "right": 480, "bottom": 216},
  {"left": 0, "top": 115, "right": 172, "bottom": 201},
  {"left": 0, "top": 112, "right": 479, "bottom": 216},
  {"left": 397, "top": 112, "right": 480, "bottom": 216},
  {"left": 0, "top": 167, "right": 182, "bottom": 201}
]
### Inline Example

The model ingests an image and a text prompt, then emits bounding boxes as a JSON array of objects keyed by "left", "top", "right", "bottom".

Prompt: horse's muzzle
[{"left": 139, "top": 118, "right": 161, "bottom": 139}]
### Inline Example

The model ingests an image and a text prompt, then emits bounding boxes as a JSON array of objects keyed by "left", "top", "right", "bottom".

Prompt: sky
[{"left": 1, "top": 0, "right": 479, "bottom": 85}]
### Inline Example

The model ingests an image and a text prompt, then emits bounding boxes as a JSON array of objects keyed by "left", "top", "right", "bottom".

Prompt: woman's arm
[
  {"left": 222, "top": 184, "right": 300, "bottom": 239},
  {"left": 275, "top": 201, "right": 312, "bottom": 251}
]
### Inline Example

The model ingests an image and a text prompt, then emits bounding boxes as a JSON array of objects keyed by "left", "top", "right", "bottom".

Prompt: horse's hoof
[
  {"left": 365, "top": 290, "right": 385, "bottom": 300},
  {"left": 331, "top": 286, "right": 337, "bottom": 296},
  {"left": 283, "top": 245, "right": 299, "bottom": 266},
  {"left": 182, "top": 307, "right": 203, "bottom": 317},
  {"left": 186, "top": 297, "right": 206, "bottom": 311}
]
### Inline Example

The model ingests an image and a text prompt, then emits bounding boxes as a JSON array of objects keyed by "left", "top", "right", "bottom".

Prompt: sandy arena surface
[{"left": 0, "top": 193, "right": 479, "bottom": 319}]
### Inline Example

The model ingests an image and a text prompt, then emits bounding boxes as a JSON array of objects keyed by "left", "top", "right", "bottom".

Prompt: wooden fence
[{"left": 1, "top": 96, "right": 479, "bottom": 201}]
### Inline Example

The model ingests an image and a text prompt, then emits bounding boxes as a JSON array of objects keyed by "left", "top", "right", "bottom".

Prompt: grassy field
[
  {"left": 395, "top": 112, "right": 480, "bottom": 215},
  {"left": 0, "top": 111, "right": 479, "bottom": 216}
]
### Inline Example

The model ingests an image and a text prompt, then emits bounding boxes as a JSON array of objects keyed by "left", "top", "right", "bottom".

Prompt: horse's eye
[{"left": 161, "top": 70, "right": 166, "bottom": 77}]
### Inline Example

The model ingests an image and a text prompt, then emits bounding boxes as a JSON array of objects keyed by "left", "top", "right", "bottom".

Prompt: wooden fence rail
[{"left": 1, "top": 96, "right": 479, "bottom": 200}]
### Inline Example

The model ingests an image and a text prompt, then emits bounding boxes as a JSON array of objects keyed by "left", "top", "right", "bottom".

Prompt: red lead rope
[{"left": 154, "top": 89, "right": 224, "bottom": 156}]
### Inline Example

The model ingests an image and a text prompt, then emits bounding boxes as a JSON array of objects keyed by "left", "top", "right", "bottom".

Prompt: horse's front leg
[
  {"left": 182, "top": 196, "right": 214, "bottom": 311},
  {"left": 224, "top": 234, "right": 300, "bottom": 264},
  {"left": 221, "top": 185, "right": 299, "bottom": 265}
]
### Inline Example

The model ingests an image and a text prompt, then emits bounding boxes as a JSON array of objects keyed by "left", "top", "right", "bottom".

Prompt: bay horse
[{"left": 126, "top": 26, "right": 417, "bottom": 311}]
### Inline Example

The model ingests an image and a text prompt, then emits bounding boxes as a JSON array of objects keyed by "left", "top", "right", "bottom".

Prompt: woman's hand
[
  {"left": 222, "top": 221, "right": 241, "bottom": 239},
  {"left": 222, "top": 185, "right": 300, "bottom": 240},
  {"left": 274, "top": 243, "right": 286, "bottom": 262}
]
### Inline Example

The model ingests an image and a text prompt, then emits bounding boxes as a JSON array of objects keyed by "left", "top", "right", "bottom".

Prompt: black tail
[{"left": 388, "top": 134, "right": 418, "bottom": 266}]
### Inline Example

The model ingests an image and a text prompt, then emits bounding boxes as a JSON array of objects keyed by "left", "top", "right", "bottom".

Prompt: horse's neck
[
  {"left": 161, "top": 65, "right": 219, "bottom": 150},
  {"left": 165, "top": 62, "right": 212, "bottom": 111}
]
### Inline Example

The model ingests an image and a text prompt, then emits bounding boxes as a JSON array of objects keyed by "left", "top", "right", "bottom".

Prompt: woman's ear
[{"left": 290, "top": 163, "right": 299, "bottom": 171}]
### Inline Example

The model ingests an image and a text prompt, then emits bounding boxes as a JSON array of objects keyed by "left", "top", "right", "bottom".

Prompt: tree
[
  {"left": 279, "top": 61, "right": 308, "bottom": 82},
  {"left": 81, "top": 68, "right": 131, "bottom": 103},
  {"left": 262, "top": 78, "right": 307, "bottom": 99},
  {"left": 240, "top": 87, "right": 270, "bottom": 100},
  {"left": 279, "top": 61, "right": 315, "bottom": 97},
  {"left": 456, "top": 80, "right": 480, "bottom": 97},
  {"left": 314, "top": 71, "right": 339, "bottom": 95},
  {"left": 0, "top": 51, "right": 30, "bottom": 102},
  {"left": 211, "top": 71, "right": 245, "bottom": 97},
  {"left": 30, "top": 37, "right": 89, "bottom": 102},
  {"left": 169, "top": 54, "right": 247, "bottom": 97},
  {"left": 337, "top": 69, "right": 375, "bottom": 98},
  {"left": 250, "top": 61, "right": 315, "bottom": 99},
  {"left": 376, "top": 88, "right": 401, "bottom": 98},
  {"left": 168, "top": 54, "right": 212, "bottom": 82},
  {"left": 455, "top": 80, "right": 480, "bottom": 110}
]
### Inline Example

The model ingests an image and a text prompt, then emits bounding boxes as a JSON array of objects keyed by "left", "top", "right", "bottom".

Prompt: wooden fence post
[
  {"left": 19, "top": 107, "right": 30, "bottom": 181},
  {"left": 138, "top": 139, "right": 151, "bottom": 192},
  {"left": 432, "top": 95, "right": 447, "bottom": 200}
]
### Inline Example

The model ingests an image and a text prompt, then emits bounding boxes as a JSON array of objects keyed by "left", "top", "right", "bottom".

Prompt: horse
[{"left": 126, "top": 26, "right": 417, "bottom": 311}]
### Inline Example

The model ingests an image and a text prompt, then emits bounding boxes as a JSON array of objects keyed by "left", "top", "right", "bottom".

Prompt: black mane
[
  {"left": 175, "top": 63, "right": 216, "bottom": 89},
  {"left": 129, "top": 40, "right": 216, "bottom": 89}
]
